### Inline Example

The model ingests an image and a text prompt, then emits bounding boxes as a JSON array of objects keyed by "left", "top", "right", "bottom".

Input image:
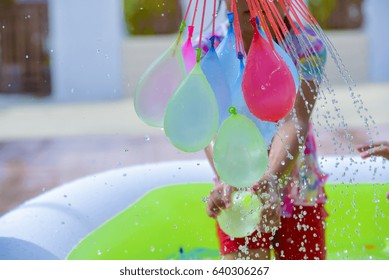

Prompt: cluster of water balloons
[{"left": 133, "top": 0, "right": 377, "bottom": 237}]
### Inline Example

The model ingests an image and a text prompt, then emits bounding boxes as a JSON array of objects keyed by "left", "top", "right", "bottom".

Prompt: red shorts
[{"left": 216, "top": 204, "right": 327, "bottom": 260}]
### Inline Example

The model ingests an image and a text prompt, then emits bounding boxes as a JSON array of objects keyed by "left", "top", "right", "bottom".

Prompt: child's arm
[
  {"left": 357, "top": 141, "right": 389, "bottom": 160},
  {"left": 255, "top": 80, "right": 318, "bottom": 232}
]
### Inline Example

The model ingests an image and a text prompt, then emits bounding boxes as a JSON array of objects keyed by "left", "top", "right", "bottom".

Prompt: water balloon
[
  {"left": 242, "top": 18, "right": 296, "bottom": 122},
  {"left": 213, "top": 107, "right": 269, "bottom": 188},
  {"left": 134, "top": 37, "right": 186, "bottom": 128},
  {"left": 164, "top": 60, "right": 219, "bottom": 152},
  {"left": 217, "top": 190, "right": 262, "bottom": 238}
]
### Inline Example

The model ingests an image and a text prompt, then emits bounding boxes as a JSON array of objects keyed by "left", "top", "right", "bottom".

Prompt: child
[{"left": 205, "top": 0, "right": 328, "bottom": 260}]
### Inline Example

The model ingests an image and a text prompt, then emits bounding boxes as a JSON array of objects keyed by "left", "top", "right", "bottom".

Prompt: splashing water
[{"left": 133, "top": 0, "right": 387, "bottom": 259}]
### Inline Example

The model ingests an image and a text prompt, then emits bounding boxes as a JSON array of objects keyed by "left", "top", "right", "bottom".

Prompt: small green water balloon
[
  {"left": 213, "top": 108, "right": 269, "bottom": 188},
  {"left": 217, "top": 190, "right": 262, "bottom": 238}
]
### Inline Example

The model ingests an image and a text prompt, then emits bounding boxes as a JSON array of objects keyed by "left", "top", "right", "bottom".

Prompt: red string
[
  {"left": 232, "top": 0, "right": 244, "bottom": 56},
  {"left": 284, "top": 0, "right": 306, "bottom": 34},
  {"left": 293, "top": 0, "right": 319, "bottom": 26},
  {"left": 212, "top": 0, "right": 217, "bottom": 36},
  {"left": 268, "top": 1, "right": 289, "bottom": 36},
  {"left": 183, "top": 0, "right": 194, "bottom": 23},
  {"left": 260, "top": 0, "right": 283, "bottom": 44},
  {"left": 246, "top": 0, "right": 257, "bottom": 18},
  {"left": 198, "top": 0, "right": 207, "bottom": 48},
  {"left": 191, "top": 0, "right": 200, "bottom": 26},
  {"left": 252, "top": 0, "right": 274, "bottom": 49},
  {"left": 278, "top": 0, "right": 300, "bottom": 35}
]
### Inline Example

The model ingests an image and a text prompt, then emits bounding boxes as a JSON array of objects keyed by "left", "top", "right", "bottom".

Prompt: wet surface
[{"left": 1, "top": 124, "right": 388, "bottom": 216}]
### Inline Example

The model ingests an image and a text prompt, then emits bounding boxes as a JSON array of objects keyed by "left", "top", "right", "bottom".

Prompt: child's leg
[
  {"left": 273, "top": 204, "right": 327, "bottom": 260},
  {"left": 216, "top": 223, "right": 274, "bottom": 260}
]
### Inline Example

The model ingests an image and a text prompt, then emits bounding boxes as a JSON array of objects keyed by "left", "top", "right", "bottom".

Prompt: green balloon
[
  {"left": 217, "top": 190, "right": 262, "bottom": 238},
  {"left": 164, "top": 63, "right": 219, "bottom": 152},
  {"left": 213, "top": 109, "right": 269, "bottom": 188}
]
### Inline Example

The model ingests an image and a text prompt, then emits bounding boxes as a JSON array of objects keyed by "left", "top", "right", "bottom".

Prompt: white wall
[
  {"left": 364, "top": 0, "right": 389, "bottom": 82},
  {"left": 48, "top": 0, "right": 124, "bottom": 101}
]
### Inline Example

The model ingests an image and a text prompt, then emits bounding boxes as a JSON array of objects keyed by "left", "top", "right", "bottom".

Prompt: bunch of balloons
[{"left": 134, "top": 0, "right": 321, "bottom": 237}]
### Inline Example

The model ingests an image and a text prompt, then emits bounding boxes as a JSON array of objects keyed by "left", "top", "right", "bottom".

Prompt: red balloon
[{"left": 242, "top": 18, "right": 296, "bottom": 122}]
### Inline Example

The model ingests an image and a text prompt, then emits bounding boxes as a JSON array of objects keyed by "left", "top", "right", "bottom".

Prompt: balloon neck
[
  {"left": 179, "top": 21, "right": 186, "bottom": 33},
  {"left": 250, "top": 17, "right": 258, "bottom": 29},
  {"left": 175, "top": 21, "right": 186, "bottom": 46},
  {"left": 255, "top": 16, "right": 260, "bottom": 26},
  {"left": 237, "top": 51, "right": 244, "bottom": 61},
  {"left": 228, "top": 107, "right": 237, "bottom": 115},
  {"left": 209, "top": 35, "right": 215, "bottom": 48},
  {"left": 227, "top": 12, "right": 234, "bottom": 24},
  {"left": 250, "top": 17, "right": 260, "bottom": 37},
  {"left": 187, "top": 25, "right": 194, "bottom": 38},
  {"left": 196, "top": 48, "right": 202, "bottom": 63},
  {"left": 238, "top": 52, "right": 244, "bottom": 70}
]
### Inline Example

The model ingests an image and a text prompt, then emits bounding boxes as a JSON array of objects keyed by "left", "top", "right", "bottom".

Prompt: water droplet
[
  {"left": 97, "top": 250, "right": 102, "bottom": 255},
  {"left": 25, "top": 55, "right": 29, "bottom": 59},
  {"left": 150, "top": 246, "right": 155, "bottom": 252},
  {"left": 144, "top": 135, "right": 150, "bottom": 141},
  {"left": 281, "top": 160, "right": 285, "bottom": 166}
]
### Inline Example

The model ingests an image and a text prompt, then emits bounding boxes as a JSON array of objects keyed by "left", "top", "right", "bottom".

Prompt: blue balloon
[
  {"left": 216, "top": 12, "right": 240, "bottom": 91},
  {"left": 201, "top": 37, "right": 232, "bottom": 126},
  {"left": 231, "top": 53, "right": 278, "bottom": 147}
]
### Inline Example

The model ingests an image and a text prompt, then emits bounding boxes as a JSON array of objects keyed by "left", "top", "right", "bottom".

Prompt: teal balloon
[
  {"left": 134, "top": 40, "right": 185, "bottom": 128},
  {"left": 216, "top": 12, "right": 240, "bottom": 90},
  {"left": 231, "top": 53, "right": 278, "bottom": 147},
  {"left": 256, "top": 18, "right": 300, "bottom": 92},
  {"left": 213, "top": 109, "right": 269, "bottom": 188},
  {"left": 164, "top": 63, "right": 219, "bottom": 152},
  {"left": 201, "top": 37, "right": 232, "bottom": 126},
  {"left": 217, "top": 190, "right": 262, "bottom": 238}
]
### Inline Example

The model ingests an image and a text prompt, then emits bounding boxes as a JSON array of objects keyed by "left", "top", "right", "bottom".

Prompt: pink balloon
[
  {"left": 242, "top": 18, "right": 296, "bottom": 122},
  {"left": 181, "top": 25, "right": 196, "bottom": 73}
]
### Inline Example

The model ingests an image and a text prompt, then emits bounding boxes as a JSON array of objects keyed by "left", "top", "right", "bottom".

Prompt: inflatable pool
[{"left": 0, "top": 156, "right": 388, "bottom": 260}]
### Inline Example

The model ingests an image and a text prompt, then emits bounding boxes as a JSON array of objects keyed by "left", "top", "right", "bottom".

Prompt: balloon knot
[
  {"left": 227, "top": 12, "right": 234, "bottom": 24},
  {"left": 179, "top": 21, "right": 186, "bottom": 32},
  {"left": 229, "top": 107, "right": 237, "bottom": 115}
]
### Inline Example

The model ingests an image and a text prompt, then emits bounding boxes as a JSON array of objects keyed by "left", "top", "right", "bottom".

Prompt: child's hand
[
  {"left": 357, "top": 141, "right": 389, "bottom": 160},
  {"left": 255, "top": 176, "right": 281, "bottom": 233},
  {"left": 206, "top": 179, "right": 237, "bottom": 219}
]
